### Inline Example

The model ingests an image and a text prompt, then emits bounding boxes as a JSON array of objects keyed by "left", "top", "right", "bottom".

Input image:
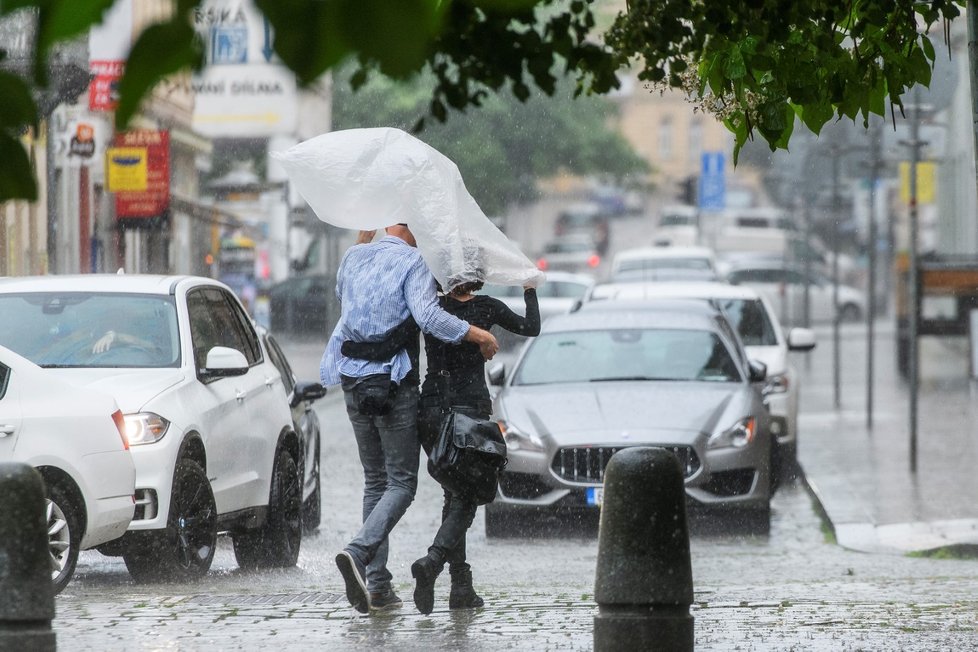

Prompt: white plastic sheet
[{"left": 272, "top": 128, "right": 544, "bottom": 291}]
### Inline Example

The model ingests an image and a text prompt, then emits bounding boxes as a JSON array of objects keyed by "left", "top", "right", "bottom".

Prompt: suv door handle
[
  {"left": 264, "top": 376, "right": 275, "bottom": 388},
  {"left": 235, "top": 390, "right": 246, "bottom": 402},
  {"left": 0, "top": 425, "right": 15, "bottom": 437}
]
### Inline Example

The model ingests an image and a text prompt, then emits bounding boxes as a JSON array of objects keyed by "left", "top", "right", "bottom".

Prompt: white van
[
  {"left": 652, "top": 204, "right": 700, "bottom": 246},
  {"left": 704, "top": 207, "right": 798, "bottom": 255}
]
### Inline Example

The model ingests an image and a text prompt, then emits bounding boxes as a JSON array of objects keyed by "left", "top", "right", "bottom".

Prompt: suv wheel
[
  {"left": 234, "top": 449, "right": 302, "bottom": 568},
  {"left": 124, "top": 459, "right": 217, "bottom": 582},
  {"left": 46, "top": 482, "right": 82, "bottom": 594},
  {"left": 301, "top": 435, "right": 321, "bottom": 534}
]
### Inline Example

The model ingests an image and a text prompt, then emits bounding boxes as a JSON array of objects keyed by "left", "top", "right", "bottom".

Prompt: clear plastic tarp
[{"left": 273, "top": 128, "right": 544, "bottom": 291}]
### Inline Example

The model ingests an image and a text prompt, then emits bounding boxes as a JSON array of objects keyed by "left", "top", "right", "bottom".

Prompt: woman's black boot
[
  {"left": 411, "top": 553, "right": 444, "bottom": 615},
  {"left": 449, "top": 567, "right": 484, "bottom": 609}
]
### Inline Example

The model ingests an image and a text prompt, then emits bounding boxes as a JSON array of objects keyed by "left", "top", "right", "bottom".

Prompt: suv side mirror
[
  {"left": 748, "top": 360, "right": 767, "bottom": 383},
  {"left": 291, "top": 380, "right": 327, "bottom": 407},
  {"left": 787, "top": 327, "right": 817, "bottom": 352},
  {"left": 487, "top": 361, "right": 506, "bottom": 386},
  {"left": 201, "top": 346, "right": 249, "bottom": 379}
]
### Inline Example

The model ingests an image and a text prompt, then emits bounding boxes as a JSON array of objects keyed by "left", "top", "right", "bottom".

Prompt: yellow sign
[
  {"left": 106, "top": 147, "right": 148, "bottom": 192},
  {"left": 899, "top": 161, "right": 936, "bottom": 204}
]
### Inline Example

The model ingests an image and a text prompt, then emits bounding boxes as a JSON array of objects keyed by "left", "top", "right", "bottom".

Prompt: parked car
[
  {"left": 482, "top": 271, "right": 595, "bottom": 354},
  {"left": 554, "top": 203, "right": 610, "bottom": 254},
  {"left": 0, "top": 343, "right": 135, "bottom": 593},
  {"left": 610, "top": 246, "right": 719, "bottom": 283},
  {"left": 703, "top": 207, "right": 799, "bottom": 256},
  {"left": 725, "top": 262, "right": 867, "bottom": 324},
  {"left": 536, "top": 234, "right": 603, "bottom": 274},
  {"left": 652, "top": 204, "right": 700, "bottom": 247},
  {"left": 260, "top": 329, "right": 327, "bottom": 533},
  {"left": 584, "top": 281, "right": 815, "bottom": 478},
  {"left": 0, "top": 274, "right": 301, "bottom": 582},
  {"left": 486, "top": 300, "right": 773, "bottom": 536},
  {"left": 268, "top": 274, "right": 331, "bottom": 336}
]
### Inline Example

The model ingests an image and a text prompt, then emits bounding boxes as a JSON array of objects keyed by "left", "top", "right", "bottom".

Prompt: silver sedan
[{"left": 486, "top": 301, "right": 773, "bottom": 535}]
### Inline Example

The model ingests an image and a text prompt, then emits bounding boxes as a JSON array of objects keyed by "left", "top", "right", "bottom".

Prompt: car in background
[
  {"left": 704, "top": 207, "right": 799, "bottom": 256},
  {"left": 610, "top": 246, "right": 719, "bottom": 283},
  {"left": 584, "top": 281, "right": 816, "bottom": 479},
  {"left": 268, "top": 274, "right": 331, "bottom": 336},
  {"left": 652, "top": 205, "right": 700, "bottom": 247},
  {"left": 0, "top": 344, "right": 135, "bottom": 593},
  {"left": 0, "top": 274, "right": 301, "bottom": 583},
  {"left": 554, "top": 203, "right": 610, "bottom": 255},
  {"left": 482, "top": 271, "right": 595, "bottom": 354},
  {"left": 486, "top": 301, "right": 773, "bottom": 536},
  {"left": 260, "top": 330, "right": 327, "bottom": 533},
  {"left": 725, "top": 262, "right": 867, "bottom": 324},
  {"left": 536, "top": 234, "right": 603, "bottom": 274}
]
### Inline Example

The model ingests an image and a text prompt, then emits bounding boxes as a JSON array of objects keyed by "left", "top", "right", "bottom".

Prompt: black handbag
[{"left": 428, "top": 409, "right": 508, "bottom": 505}]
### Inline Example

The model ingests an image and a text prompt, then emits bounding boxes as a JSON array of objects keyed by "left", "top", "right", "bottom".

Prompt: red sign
[
  {"left": 89, "top": 60, "right": 124, "bottom": 111},
  {"left": 113, "top": 130, "right": 170, "bottom": 219}
]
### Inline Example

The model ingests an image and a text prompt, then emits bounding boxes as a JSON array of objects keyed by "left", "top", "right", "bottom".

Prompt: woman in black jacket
[{"left": 344, "top": 279, "right": 540, "bottom": 614}]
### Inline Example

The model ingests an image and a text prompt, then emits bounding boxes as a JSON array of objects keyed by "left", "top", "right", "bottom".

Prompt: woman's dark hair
[{"left": 450, "top": 280, "right": 484, "bottom": 296}]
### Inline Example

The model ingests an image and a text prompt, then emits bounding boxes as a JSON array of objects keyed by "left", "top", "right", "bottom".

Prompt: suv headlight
[
  {"left": 763, "top": 373, "right": 789, "bottom": 395},
  {"left": 124, "top": 413, "right": 170, "bottom": 445},
  {"left": 708, "top": 417, "right": 756, "bottom": 450},
  {"left": 497, "top": 420, "right": 544, "bottom": 453}
]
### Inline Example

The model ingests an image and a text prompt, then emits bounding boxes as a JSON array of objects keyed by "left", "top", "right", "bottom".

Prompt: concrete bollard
[
  {"left": 593, "top": 447, "right": 693, "bottom": 652},
  {"left": 0, "top": 462, "right": 57, "bottom": 651}
]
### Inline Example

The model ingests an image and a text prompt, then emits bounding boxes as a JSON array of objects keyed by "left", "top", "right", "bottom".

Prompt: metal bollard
[
  {"left": 593, "top": 447, "right": 693, "bottom": 652},
  {"left": 0, "top": 462, "right": 57, "bottom": 651}
]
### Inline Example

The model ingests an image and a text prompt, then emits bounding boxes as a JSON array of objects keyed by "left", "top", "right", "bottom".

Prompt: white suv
[{"left": 0, "top": 274, "right": 301, "bottom": 582}]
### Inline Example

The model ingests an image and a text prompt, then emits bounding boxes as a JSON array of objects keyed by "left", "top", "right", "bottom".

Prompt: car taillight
[
  {"left": 587, "top": 254, "right": 601, "bottom": 268},
  {"left": 537, "top": 258, "right": 548, "bottom": 270},
  {"left": 112, "top": 409, "right": 130, "bottom": 450}
]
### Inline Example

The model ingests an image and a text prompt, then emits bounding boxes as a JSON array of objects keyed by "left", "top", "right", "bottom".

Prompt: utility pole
[
  {"left": 865, "top": 121, "right": 883, "bottom": 429},
  {"left": 900, "top": 88, "right": 926, "bottom": 474},
  {"left": 830, "top": 144, "right": 843, "bottom": 410}
]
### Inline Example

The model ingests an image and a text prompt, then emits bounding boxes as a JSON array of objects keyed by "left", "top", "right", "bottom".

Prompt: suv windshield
[
  {"left": 515, "top": 328, "right": 741, "bottom": 385},
  {"left": 0, "top": 293, "right": 181, "bottom": 368}
]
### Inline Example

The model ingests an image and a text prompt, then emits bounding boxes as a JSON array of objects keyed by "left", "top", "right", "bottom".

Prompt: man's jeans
[{"left": 342, "top": 377, "right": 420, "bottom": 594}]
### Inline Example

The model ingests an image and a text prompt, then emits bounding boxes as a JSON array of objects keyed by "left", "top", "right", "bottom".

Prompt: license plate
[{"left": 586, "top": 486, "right": 604, "bottom": 506}]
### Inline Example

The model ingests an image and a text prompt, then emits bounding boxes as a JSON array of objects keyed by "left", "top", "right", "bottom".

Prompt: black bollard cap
[
  {"left": 594, "top": 447, "right": 693, "bottom": 606},
  {"left": 0, "top": 462, "right": 56, "bottom": 622}
]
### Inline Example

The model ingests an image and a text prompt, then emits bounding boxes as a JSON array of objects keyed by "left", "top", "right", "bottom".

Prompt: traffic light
[{"left": 675, "top": 175, "right": 697, "bottom": 205}]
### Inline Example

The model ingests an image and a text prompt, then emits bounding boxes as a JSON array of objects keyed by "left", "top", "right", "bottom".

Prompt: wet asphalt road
[{"left": 55, "top": 376, "right": 978, "bottom": 651}]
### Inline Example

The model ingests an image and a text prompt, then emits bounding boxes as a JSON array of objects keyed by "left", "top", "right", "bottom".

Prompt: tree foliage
[
  {"left": 0, "top": 0, "right": 965, "bottom": 201},
  {"left": 332, "top": 66, "right": 648, "bottom": 214}
]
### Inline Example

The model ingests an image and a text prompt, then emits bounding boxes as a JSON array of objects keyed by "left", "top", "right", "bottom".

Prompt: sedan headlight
[
  {"left": 763, "top": 373, "right": 789, "bottom": 395},
  {"left": 497, "top": 420, "right": 545, "bottom": 453},
  {"left": 124, "top": 413, "right": 170, "bottom": 445},
  {"left": 708, "top": 417, "right": 756, "bottom": 450}
]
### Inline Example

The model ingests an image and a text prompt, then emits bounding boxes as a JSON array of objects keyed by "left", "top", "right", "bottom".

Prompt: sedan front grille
[{"left": 550, "top": 445, "right": 700, "bottom": 483}]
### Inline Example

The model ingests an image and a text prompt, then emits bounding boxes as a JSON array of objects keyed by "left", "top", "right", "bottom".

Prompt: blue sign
[
  {"left": 211, "top": 25, "right": 248, "bottom": 64},
  {"left": 699, "top": 152, "right": 725, "bottom": 211}
]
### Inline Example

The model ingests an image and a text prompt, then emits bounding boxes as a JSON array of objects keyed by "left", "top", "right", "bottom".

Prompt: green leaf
[
  {"left": 116, "top": 20, "right": 201, "bottom": 128},
  {"left": 724, "top": 46, "right": 746, "bottom": 80},
  {"left": 42, "top": 0, "right": 115, "bottom": 44},
  {"left": 256, "top": 0, "right": 348, "bottom": 85},
  {"left": 473, "top": 0, "right": 540, "bottom": 12},
  {"left": 798, "top": 100, "right": 833, "bottom": 135},
  {"left": 0, "top": 71, "right": 37, "bottom": 126},
  {"left": 920, "top": 35, "right": 935, "bottom": 63},
  {"left": 339, "top": 0, "right": 442, "bottom": 78},
  {"left": 0, "top": 133, "right": 38, "bottom": 202}
]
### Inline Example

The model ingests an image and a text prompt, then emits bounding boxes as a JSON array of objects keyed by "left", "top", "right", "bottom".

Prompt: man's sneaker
[
  {"left": 369, "top": 589, "right": 403, "bottom": 613},
  {"left": 335, "top": 550, "right": 369, "bottom": 614},
  {"left": 411, "top": 555, "right": 442, "bottom": 615}
]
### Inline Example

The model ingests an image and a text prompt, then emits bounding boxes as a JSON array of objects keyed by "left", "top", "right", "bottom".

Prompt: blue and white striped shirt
[{"left": 319, "top": 236, "right": 469, "bottom": 386}]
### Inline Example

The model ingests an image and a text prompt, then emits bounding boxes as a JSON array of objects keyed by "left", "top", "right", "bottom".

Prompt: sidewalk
[{"left": 798, "top": 319, "right": 978, "bottom": 554}]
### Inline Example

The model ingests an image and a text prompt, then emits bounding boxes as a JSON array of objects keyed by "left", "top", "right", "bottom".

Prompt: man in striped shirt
[{"left": 323, "top": 223, "right": 498, "bottom": 614}]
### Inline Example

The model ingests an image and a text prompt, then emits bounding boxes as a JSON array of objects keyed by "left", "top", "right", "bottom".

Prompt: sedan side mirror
[
  {"left": 200, "top": 346, "right": 249, "bottom": 379},
  {"left": 748, "top": 360, "right": 767, "bottom": 383},
  {"left": 787, "top": 327, "right": 817, "bottom": 352},
  {"left": 487, "top": 361, "right": 506, "bottom": 386},
  {"left": 291, "top": 380, "right": 327, "bottom": 408}
]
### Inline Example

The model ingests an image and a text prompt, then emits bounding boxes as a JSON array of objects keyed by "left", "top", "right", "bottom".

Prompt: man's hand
[
  {"left": 463, "top": 326, "right": 499, "bottom": 360},
  {"left": 92, "top": 330, "right": 115, "bottom": 354}
]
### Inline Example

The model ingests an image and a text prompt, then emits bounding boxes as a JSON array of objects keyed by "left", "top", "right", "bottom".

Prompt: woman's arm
[{"left": 490, "top": 288, "right": 541, "bottom": 336}]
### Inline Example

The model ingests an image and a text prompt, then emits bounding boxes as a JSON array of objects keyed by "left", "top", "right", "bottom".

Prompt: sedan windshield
[
  {"left": 0, "top": 293, "right": 180, "bottom": 368},
  {"left": 514, "top": 328, "right": 742, "bottom": 385}
]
